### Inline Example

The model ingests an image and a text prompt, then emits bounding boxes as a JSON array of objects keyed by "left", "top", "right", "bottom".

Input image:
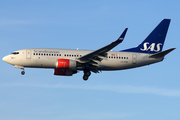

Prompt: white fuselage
[
  {"left": 2, "top": 19, "right": 174, "bottom": 80},
  {"left": 3, "top": 48, "right": 163, "bottom": 71}
]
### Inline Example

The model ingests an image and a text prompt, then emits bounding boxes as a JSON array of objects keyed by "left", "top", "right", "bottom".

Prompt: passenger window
[
  {"left": 41, "top": 53, "right": 43, "bottom": 55},
  {"left": 33, "top": 53, "right": 35, "bottom": 55}
]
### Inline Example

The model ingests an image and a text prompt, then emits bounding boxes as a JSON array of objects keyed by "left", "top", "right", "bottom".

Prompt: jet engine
[
  {"left": 54, "top": 69, "right": 77, "bottom": 76},
  {"left": 55, "top": 59, "right": 77, "bottom": 69}
]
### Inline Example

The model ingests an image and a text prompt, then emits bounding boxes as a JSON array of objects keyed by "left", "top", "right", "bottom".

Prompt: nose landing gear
[
  {"left": 21, "top": 70, "right": 25, "bottom": 75},
  {"left": 15, "top": 65, "right": 25, "bottom": 75},
  {"left": 20, "top": 67, "right": 25, "bottom": 75}
]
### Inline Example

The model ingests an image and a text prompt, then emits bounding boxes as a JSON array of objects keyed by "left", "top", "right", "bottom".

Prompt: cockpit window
[{"left": 11, "top": 52, "right": 19, "bottom": 55}]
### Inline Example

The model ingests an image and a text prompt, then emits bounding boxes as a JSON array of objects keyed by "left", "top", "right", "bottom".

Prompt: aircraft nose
[{"left": 2, "top": 56, "right": 9, "bottom": 63}]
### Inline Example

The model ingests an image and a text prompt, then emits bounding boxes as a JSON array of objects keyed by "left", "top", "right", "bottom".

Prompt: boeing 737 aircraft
[{"left": 2, "top": 19, "right": 175, "bottom": 80}]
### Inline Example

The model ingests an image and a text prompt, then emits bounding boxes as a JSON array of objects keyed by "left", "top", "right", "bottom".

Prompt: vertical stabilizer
[{"left": 122, "top": 19, "right": 171, "bottom": 54}]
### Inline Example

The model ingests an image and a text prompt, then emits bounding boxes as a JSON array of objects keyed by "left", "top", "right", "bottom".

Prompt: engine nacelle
[
  {"left": 55, "top": 59, "right": 76, "bottom": 69},
  {"left": 54, "top": 69, "right": 77, "bottom": 76}
]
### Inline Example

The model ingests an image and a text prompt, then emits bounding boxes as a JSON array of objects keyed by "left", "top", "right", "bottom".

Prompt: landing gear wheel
[
  {"left": 83, "top": 75, "right": 89, "bottom": 81},
  {"left": 86, "top": 71, "right": 91, "bottom": 76},
  {"left": 83, "top": 68, "right": 91, "bottom": 81},
  {"left": 21, "top": 71, "right": 25, "bottom": 75}
]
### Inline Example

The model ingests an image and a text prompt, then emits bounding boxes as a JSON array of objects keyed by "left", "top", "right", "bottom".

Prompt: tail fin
[{"left": 122, "top": 19, "right": 171, "bottom": 54}]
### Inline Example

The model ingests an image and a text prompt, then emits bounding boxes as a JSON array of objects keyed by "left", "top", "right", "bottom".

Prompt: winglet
[{"left": 116, "top": 28, "right": 128, "bottom": 43}]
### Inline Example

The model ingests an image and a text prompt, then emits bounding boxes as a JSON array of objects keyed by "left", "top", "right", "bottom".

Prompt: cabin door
[{"left": 26, "top": 50, "right": 31, "bottom": 59}]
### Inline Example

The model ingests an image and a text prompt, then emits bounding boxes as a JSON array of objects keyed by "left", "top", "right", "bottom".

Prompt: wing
[{"left": 77, "top": 28, "right": 128, "bottom": 67}]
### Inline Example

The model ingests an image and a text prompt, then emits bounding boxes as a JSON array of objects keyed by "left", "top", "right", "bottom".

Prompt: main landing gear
[{"left": 83, "top": 70, "right": 91, "bottom": 81}]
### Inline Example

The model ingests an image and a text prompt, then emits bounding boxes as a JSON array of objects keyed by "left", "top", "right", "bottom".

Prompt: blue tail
[{"left": 121, "top": 19, "right": 171, "bottom": 54}]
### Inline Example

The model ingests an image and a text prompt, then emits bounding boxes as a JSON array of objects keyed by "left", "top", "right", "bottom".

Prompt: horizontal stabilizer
[{"left": 149, "top": 48, "right": 176, "bottom": 58}]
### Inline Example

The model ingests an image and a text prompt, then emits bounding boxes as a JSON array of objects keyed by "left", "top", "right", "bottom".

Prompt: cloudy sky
[{"left": 0, "top": 0, "right": 180, "bottom": 120}]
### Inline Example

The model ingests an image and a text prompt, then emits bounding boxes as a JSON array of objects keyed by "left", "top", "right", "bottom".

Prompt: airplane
[{"left": 2, "top": 19, "right": 175, "bottom": 80}]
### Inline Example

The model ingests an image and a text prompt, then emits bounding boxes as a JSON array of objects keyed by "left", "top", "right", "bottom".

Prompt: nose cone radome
[{"left": 2, "top": 56, "right": 9, "bottom": 63}]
